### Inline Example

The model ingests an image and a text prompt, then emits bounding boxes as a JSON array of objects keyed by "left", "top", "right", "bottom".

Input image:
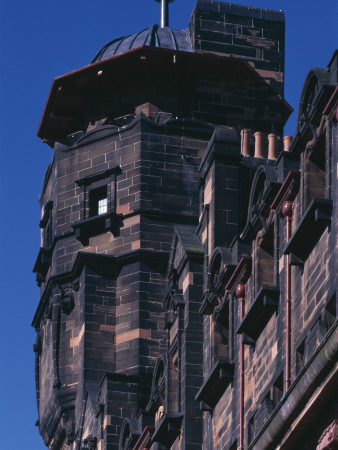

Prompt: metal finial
[{"left": 155, "top": 0, "right": 175, "bottom": 28}]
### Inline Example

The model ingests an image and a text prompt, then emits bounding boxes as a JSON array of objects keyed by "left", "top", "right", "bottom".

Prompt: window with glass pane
[
  {"left": 98, "top": 197, "right": 108, "bottom": 215},
  {"left": 89, "top": 186, "right": 108, "bottom": 217}
]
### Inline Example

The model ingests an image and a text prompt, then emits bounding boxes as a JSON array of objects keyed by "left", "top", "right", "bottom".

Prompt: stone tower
[{"left": 33, "top": 2, "right": 337, "bottom": 449}]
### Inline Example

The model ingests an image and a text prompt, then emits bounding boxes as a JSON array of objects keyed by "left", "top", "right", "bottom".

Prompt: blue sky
[{"left": 0, "top": 0, "right": 336, "bottom": 448}]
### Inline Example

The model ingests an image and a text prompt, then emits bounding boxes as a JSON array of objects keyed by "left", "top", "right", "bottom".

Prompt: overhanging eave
[{"left": 37, "top": 46, "right": 292, "bottom": 144}]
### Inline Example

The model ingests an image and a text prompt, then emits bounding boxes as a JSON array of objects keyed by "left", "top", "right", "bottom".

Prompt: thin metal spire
[{"left": 155, "top": 0, "right": 175, "bottom": 28}]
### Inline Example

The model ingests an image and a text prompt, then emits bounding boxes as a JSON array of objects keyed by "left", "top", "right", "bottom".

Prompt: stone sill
[
  {"left": 151, "top": 413, "right": 184, "bottom": 447},
  {"left": 33, "top": 246, "right": 53, "bottom": 281},
  {"left": 195, "top": 359, "right": 234, "bottom": 409},
  {"left": 72, "top": 212, "right": 123, "bottom": 245},
  {"left": 284, "top": 198, "right": 332, "bottom": 263},
  {"left": 237, "top": 286, "right": 279, "bottom": 342}
]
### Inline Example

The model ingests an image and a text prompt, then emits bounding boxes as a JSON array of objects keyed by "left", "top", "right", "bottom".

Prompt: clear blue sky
[{"left": 0, "top": 0, "right": 336, "bottom": 448}]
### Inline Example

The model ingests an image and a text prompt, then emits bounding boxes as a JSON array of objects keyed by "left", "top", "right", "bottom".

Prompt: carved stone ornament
[
  {"left": 33, "top": 328, "right": 43, "bottom": 354},
  {"left": 155, "top": 404, "right": 165, "bottom": 423},
  {"left": 60, "top": 288, "right": 75, "bottom": 315},
  {"left": 317, "top": 419, "right": 338, "bottom": 450},
  {"left": 82, "top": 434, "right": 97, "bottom": 450},
  {"left": 61, "top": 413, "right": 75, "bottom": 445},
  {"left": 212, "top": 298, "right": 223, "bottom": 319},
  {"left": 41, "top": 301, "right": 52, "bottom": 325}
]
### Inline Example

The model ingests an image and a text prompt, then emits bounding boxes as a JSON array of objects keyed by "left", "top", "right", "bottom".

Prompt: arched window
[
  {"left": 148, "top": 357, "right": 166, "bottom": 424},
  {"left": 254, "top": 225, "right": 274, "bottom": 290},
  {"left": 237, "top": 166, "right": 280, "bottom": 343},
  {"left": 244, "top": 167, "right": 278, "bottom": 296},
  {"left": 206, "top": 248, "right": 233, "bottom": 366},
  {"left": 209, "top": 252, "right": 222, "bottom": 290},
  {"left": 119, "top": 418, "right": 139, "bottom": 450},
  {"left": 211, "top": 301, "right": 230, "bottom": 364},
  {"left": 120, "top": 422, "right": 131, "bottom": 450},
  {"left": 297, "top": 71, "right": 329, "bottom": 211},
  {"left": 303, "top": 132, "right": 326, "bottom": 210},
  {"left": 196, "top": 247, "right": 235, "bottom": 411}
]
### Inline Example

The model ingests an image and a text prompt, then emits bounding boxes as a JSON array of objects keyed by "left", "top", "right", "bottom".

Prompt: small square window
[
  {"left": 73, "top": 165, "right": 122, "bottom": 244},
  {"left": 89, "top": 186, "right": 108, "bottom": 217}
]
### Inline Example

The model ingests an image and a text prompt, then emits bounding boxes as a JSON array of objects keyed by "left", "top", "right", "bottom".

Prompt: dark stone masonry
[{"left": 33, "top": 1, "right": 337, "bottom": 449}]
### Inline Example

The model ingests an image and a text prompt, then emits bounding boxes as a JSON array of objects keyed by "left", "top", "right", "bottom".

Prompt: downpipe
[
  {"left": 282, "top": 201, "right": 293, "bottom": 391},
  {"left": 236, "top": 283, "right": 246, "bottom": 450}
]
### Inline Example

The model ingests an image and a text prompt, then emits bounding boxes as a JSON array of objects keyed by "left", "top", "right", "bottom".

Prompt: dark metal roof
[
  {"left": 91, "top": 24, "right": 192, "bottom": 62},
  {"left": 38, "top": 46, "right": 293, "bottom": 145}
]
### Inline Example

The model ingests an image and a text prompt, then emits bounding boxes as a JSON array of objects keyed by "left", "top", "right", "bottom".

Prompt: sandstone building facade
[{"left": 33, "top": 1, "right": 338, "bottom": 448}]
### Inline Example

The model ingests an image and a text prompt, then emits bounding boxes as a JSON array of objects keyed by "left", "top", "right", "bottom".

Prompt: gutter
[{"left": 248, "top": 321, "right": 338, "bottom": 449}]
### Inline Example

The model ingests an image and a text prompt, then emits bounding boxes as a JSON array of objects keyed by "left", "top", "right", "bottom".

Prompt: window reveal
[
  {"left": 255, "top": 225, "right": 274, "bottom": 292},
  {"left": 44, "top": 219, "right": 53, "bottom": 248},
  {"left": 40, "top": 200, "right": 54, "bottom": 248},
  {"left": 75, "top": 166, "right": 121, "bottom": 220},
  {"left": 211, "top": 304, "right": 230, "bottom": 365},
  {"left": 304, "top": 134, "right": 326, "bottom": 210},
  {"left": 72, "top": 165, "right": 122, "bottom": 244},
  {"left": 33, "top": 200, "right": 54, "bottom": 285},
  {"left": 89, "top": 185, "right": 108, "bottom": 217}
]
